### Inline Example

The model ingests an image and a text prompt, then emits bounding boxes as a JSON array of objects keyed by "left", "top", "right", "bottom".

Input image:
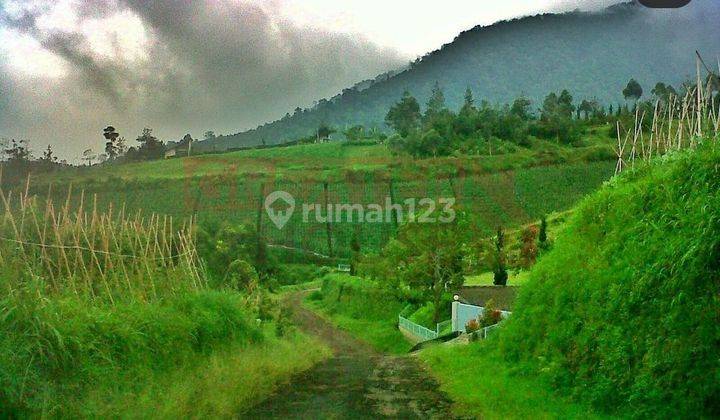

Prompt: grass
[
  {"left": 0, "top": 189, "right": 329, "bottom": 417},
  {"left": 304, "top": 274, "right": 412, "bottom": 354},
  {"left": 494, "top": 140, "right": 720, "bottom": 417},
  {"left": 419, "top": 342, "right": 608, "bottom": 419},
  {"left": 464, "top": 270, "right": 530, "bottom": 287},
  {"left": 80, "top": 326, "right": 330, "bottom": 418}
]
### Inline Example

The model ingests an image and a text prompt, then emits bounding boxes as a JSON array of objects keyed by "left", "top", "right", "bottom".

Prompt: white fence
[{"left": 398, "top": 316, "right": 438, "bottom": 341}]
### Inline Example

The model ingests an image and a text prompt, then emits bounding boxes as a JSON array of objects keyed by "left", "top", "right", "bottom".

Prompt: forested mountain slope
[{"left": 197, "top": 1, "right": 720, "bottom": 152}]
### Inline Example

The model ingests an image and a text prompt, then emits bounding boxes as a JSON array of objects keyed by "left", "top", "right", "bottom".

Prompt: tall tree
[
  {"left": 385, "top": 90, "right": 421, "bottom": 137},
  {"left": 41, "top": 144, "right": 57, "bottom": 164},
  {"left": 558, "top": 89, "right": 575, "bottom": 118},
  {"left": 82, "top": 149, "right": 96, "bottom": 166},
  {"left": 135, "top": 128, "right": 165, "bottom": 161},
  {"left": 424, "top": 82, "right": 447, "bottom": 121},
  {"left": 493, "top": 226, "right": 508, "bottom": 286},
  {"left": 103, "top": 126, "right": 120, "bottom": 160},
  {"left": 511, "top": 96, "right": 532, "bottom": 120},
  {"left": 385, "top": 223, "right": 464, "bottom": 324},
  {"left": 623, "top": 78, "right": 643, "bottom": 103},
  {"left": 460, "top": 87, "right": 476, "bottom": 114}
]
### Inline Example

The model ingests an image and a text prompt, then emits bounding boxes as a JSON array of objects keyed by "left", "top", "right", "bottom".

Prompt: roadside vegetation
[
  {"left": 0, "top": 189, "right": 329, "bottom": 417},
  {"left": 305, "top": 274, "right": 412, "bottom": 354},
  {"left": 419, "top": 345, "right": 606, "bottom": 419},
  {"left": 493, "top": 141, "right": 720, "bottom": 418}
]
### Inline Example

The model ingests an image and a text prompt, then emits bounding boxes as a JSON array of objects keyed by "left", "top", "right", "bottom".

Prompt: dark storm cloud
[{"left": 0, "top": 0, "right": 404, "bottom": 159}]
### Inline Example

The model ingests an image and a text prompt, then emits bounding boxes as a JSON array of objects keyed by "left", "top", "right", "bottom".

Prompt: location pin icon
[{"left": 264, "top": 191, "right": 295, "bottom": 229}]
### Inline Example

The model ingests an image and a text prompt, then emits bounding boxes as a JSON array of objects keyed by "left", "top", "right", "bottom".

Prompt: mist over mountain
[{"left": 198, "top": 0, "right": 720, "bottom": 152}]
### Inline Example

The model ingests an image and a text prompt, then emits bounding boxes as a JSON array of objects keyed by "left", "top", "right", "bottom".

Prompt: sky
[{"left": 0, "top": 0, "right": 625, "bottom": 161}]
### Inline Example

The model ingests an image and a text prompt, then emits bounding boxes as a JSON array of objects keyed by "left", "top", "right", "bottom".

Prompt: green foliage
[
  {"left": 493, "top": 227, "right": 508, "bottom": 286},
  {"left": 497, "top": 142, "right": 720, "bottom": 417},
  {"left": 275, "top": 264, "right": 329, "bottom": 286},
  {"left": 226, "top": 259, "right": 259, "bottom": 291},
  {"left": 196, "top": 222, "right": 277, "bottom": 284},
  {"left": 383, "top": 223, "right": 464, "bottom": 324},
  {"left": 419, "top": 344, "right": 604, "bottom": 419},
  {"left": 126, "top": 127, "right": 165, "bottom": 161},
  {"left": 24, "top": 142, "right": 616, "bottom": 260},
  {"left": 385, "top": 90, "right": 421, "bottom": 137},
  {"left": 622, "top": 78, "right": 643, "bottom": 102},
  {"left": 0, "top": 287, "right": 262, "bottom": 416},
  {"left": 307, "top": 274, "right": 411, "bottom": 353}
]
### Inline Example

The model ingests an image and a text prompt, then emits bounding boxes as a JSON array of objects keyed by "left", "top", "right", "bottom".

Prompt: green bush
[
  {"left": 0, "top": 289, "right": 261, "bottom": 417},
  {"left": 497, "top": 142, "right": 720, "bottom": 418}
]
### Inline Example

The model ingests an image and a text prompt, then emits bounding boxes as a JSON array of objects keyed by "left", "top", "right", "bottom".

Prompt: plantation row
[{"left": 24, "top": 161, "right": 614, "bottom": 259}]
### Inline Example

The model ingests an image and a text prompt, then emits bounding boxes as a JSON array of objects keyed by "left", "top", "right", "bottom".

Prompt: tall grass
[
  {"left": 0, "top": 181, "right": 205, "bottom": 303},
  {"left": 0, "top": 181, "right": 276, "bottom": 416}
]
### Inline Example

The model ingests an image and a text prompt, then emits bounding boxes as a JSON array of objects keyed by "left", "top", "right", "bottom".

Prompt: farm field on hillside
[{"left": 23, "top": 159, "right": 614, "bottom": 258}]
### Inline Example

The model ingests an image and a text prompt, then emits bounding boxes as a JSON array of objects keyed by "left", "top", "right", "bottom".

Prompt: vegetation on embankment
[
  {"left": 419, "top": 344, "right": 605, "bottom": 419},
  {"left": 305, "top": 274, "right": 412, "bottom": 354},
  {"left": 0, "top": 289, "right": 328, "bottom": 417},
  {"left": 425, "top": 141, "right": 720, "bottom": 418},
  {"left": 0, "top": 194, "right": 329, "bottom": 417}
]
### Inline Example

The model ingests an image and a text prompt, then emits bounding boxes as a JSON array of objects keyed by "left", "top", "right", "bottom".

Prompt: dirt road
[{"left": 242, "top": 291, "right": 456, "bottom": 419}]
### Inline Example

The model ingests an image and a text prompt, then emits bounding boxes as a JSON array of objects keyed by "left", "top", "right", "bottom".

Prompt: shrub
[
  {"left": 465, "top": 319, "right": 480, "bottom": 334},
  {"left": 226, "top": 259, "right": 259, "bottom": 291}
]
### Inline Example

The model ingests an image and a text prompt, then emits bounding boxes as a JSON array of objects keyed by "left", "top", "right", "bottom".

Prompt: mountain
[{"left": 196, "top": 0, "right": 720, "bottom": 153}]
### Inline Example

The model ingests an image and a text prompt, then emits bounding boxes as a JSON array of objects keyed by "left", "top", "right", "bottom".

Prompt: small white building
[{"left": 165, "top": 134, "right": 193, "bottom": 158}]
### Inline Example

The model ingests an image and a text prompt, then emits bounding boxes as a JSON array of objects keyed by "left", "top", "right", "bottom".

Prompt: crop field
[{"left": 19, "top": 160, "right": 613, "bottom": 259}]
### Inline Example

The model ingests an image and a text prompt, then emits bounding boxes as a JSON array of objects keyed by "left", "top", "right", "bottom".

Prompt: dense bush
[
  {"left": 497, "top": 142, "right": 720, "bottom": 418},
  {"left": 0, "top": 288, "right": 261, "bottom": 417}
]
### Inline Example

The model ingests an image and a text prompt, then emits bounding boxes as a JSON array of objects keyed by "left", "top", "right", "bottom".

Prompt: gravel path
[{"left": 241, "top": 291, "right": 456, "bottom": 419}]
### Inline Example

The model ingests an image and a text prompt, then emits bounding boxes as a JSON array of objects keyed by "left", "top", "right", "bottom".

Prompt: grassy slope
[
  {"left": 420, "top": 343, "right": 607, "bottom": 419},
  {"left": 305, "top": 274, "right": 412, "bottom": 354},
  {"left": 0, "top": 288, "right": 330, "bottom": 417},
  {"left": 82, "top": 327, "right": 330, "bottom": 418},
  {"left": 425, "top": 142, "right": 720, "bottom": 418}
]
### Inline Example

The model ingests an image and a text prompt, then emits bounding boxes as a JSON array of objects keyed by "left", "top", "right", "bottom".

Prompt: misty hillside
[{"left": 197, "top": 1, "right": 720, "bottom": 152}]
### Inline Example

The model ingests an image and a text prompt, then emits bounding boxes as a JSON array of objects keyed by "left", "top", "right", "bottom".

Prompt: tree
[
  {"left": 493, "top": 226, "right": 508, "bottom": 286},
  {"left": 510, "top": 96, "right": 532, "bottom": 120},
  {"left": 386, "top": 223, "right": 464, "bottom": 324},
  {"left": 558, "top": 89, "right": 575, "bottom": 118},
  {"left": 350, "top": 227, "right": 361, "bottom": 276},
  {"left": 203, "top": 131, "right": 216, "bottom": 141},
  {"left": 3, "top": 139, "right": 30, "bottom": 163},
  {"left": 539, "top": 215, "right": 548, "bottom": 246},
  {"left": 317, "top": 123, "right": 335, "bottom": 141},
  {"left": 82, "top": 149, "right": 96, "bottom": 166},
  {"left": 40, "top": 144, "right": 57, "bottom": 167},
  {"left": 541, "top": 92, "right": 559, "bottom": 121},
  {"left": 623, "top": 78, "right": 643, "bottom": 103},
  {"left": 424, "top": 82, "right": 448, "bottom": 125},
  {"left": 460, "top": 87, "right": 476, "bottom": 115},
  {"left": 385, "top": 90, "right": 421, "bottom": 137},
  {"left": 579, "top": 99, "right": 594, "bottom": 119},
  {"left": 343, "top": 125, "right": 366, "bottom": 142},
  {"left": 103, "top": 126, "right": 120, "bottom": 160},
  {"left": 135, "top": 128, "right": 165, "bottom": 161}
]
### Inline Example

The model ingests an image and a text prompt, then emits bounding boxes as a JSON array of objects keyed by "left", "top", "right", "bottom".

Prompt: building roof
[{"left": 453, "top": 286, "right": 518, "bottom": 311}]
